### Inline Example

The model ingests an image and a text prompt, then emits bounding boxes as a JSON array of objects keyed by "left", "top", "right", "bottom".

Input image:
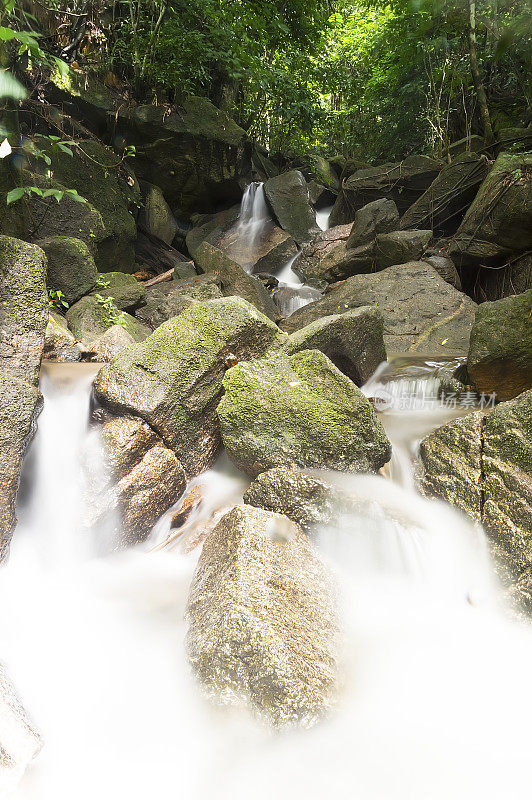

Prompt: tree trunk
[{"left": 468, "top": 0, "right": 495, "bottom": 144}]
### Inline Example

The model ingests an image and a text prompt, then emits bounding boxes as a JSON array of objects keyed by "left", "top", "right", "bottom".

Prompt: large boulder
[
  {"left": 400, "top": 153, "right": 490, "bottom": 233},
  {"left": 135, "top": 274, "right": 223, "bottom": 329},
  {"left": 346, "top": 198, "right": 399, "bottom": 248},
  {"left": 281, "top": 262, "right": 477, "bottom": 356},
  {"left": 450, "top": 152, "right": 532, "bottom": 264},
  {"left": 217, "top": 224, "right": 298, "bottom": 275},
  {"left": 298, "top": 224, "right": 352, "bottom": 278},
  {"left": 115, "top": 96, "right": 250, "bottom": 215},
  {"left": 186, "top": 503, "right": 339, "bottom": 726},
  {"left": 0, "top": 236, "right": 48, "bottom": 385},
  {"left": 375, "top": 229, "right": 432, "bottom": 269},
  {"left": 93, "top": 297, "right": 284, "bottom": 476},
  {"left": 281, "top": 306, "right": 386, "bottom": 385},
  {"left": 66, "top": 295, "right": 151, "bottom": 346},
  {"left": 466, "top": 289, "right": 532, "bottom": 401},
  {"left": 137, "top": 184, "right": 178, "bottom": 245},
  {"left": 263, "top": 170, "right": 320, "bottom": 245},
  {"left": 36, "top": 236, "right": 98, "bottom": 305},
  {"left": 422, "top": 254, "right": 462, "bottom": 290},
  {"left": 89, "top": 272, "right": 146, "bottom": 312},
  {"left": 193, "top": 242, "right": 278, "bottom": 320},
  {"left": 303, "top": 240, "right": 375, "bottom": 283},
  {"left": 88, "top": 325, "right": 135, "bottom": 362},
  {"left": 217, "top": 349, "right": 391, "bottom": 477}
]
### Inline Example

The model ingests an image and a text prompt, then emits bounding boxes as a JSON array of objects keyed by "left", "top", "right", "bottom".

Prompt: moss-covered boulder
[
  {"left": 346, "top": 198, "right": 399, "bottom": 248},
  {"left": 450, "top": 152, "right": 532, "bottom": 264},
  {"left": 136, "top": 274, "right": 223, "bottom": 329},
  {"left": 89, "top": 272, "right": 146, "bottom": 312},
  {"left": 93, "top": 297, "right": 284, "bottom": 476},
  {"left": 218, "top": 349, "right": 391, "bottom": 477},
  {"left": 467, "top": 289, "right": 532, "bottom": 401},
  {"left": 193, "top": 242, "right": 278, "bottom": 320},
  {"left": 0, "top": 236, "right": 48, "bottom": 385},
  {"left": 281, "top": 261, "right": 477, "bottom": 356},
  {"left": 138, "top": 184, "right": 178, "bottom": 245},
  {"left": 66, "top": 295, "right": 150, "bottom": 346},
  {"left": 264, "top": 170, "right": 320, "bottom": 245},
  {"left": 281, "top": 306, "right": 386, "bottom": 385},
  {"left": 37, "top": 236, "right": 98, "bottom": 305},
  {"left": 186, "top": 503, "right": 339, "bottom": 726},
  {"left": 375, "top": 229, "right": 432, "bottom": 269}
]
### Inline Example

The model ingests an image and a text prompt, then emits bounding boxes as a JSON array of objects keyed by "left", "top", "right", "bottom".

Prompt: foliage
[
  {"left": 48, "top": 287, "right": 69, "bottom": 311},
  {"left": 94, "top": 293, "right": 127, "bottom": 328}
]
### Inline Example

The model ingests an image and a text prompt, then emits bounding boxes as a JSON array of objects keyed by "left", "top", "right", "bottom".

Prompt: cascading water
[
  {"left": 234, "top": 182, "right": 271, "bottom": 263},
  {"left": 315, "top": 205, "right": 333, "bottom": 231},
  {"left": 3, "top": 358, "right": 532, "bottom": 799}
]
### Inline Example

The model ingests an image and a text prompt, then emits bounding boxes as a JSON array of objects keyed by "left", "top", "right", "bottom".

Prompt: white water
[
  {"left": 2, "top": 362, "right": 532, "bottom": 799},
  {"left": 316, "top": 205, "right": 333, "bottom": 231},
  {"left": 234, "top": 182, "right": 271, "bottom": 259}
]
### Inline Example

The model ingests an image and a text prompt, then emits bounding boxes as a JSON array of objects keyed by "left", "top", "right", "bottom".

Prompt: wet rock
[
  {"left": 136, "top": 275, "right": 223, "bottom": 329},
  {"left": 422, "top": 254, "right": 462, "bottom": 290},
  {"left": 375, "top": 229, "right": 432, "bottom": 270},
  {"left": 449, "top": 152, "right": 532, "bottom": 264},
  {"left": 193, "top": 242, "right": 278, "bottom": 320},
  {"left": 186, "top": 504, "right": 339, "bottom": 726},
  {"left": 273, "top": 285, "right": 323, "bottom": 318},
  {"left": 263, "top": 170, "right": 320, "bottom": 245},
  {"left": 467, "top": 289, "right": 532, "bottom": 401},
  {"left": 94, "top": 297, "right": 284, "bottom": 476},
  {"left": 305, "top": 240, "right": 376, "bottom": 283},
  {"left": 36, "top": 236, "right": 98, "bottom": 305},
  {"left": 138, "top": 184, "right": 178, "bottom": 245},
  {"left": 101, "top": 416, "right": 160, "bottom": 481},
  {"left": 400, "top": 153, "right": 490, "bottom": 233},
  {"left": 170, "top": 485, "right": 203, "bottom": 530},
  {"left": 298, "top": 223, "right": 352, "bottom": 278},
  {"left": 218, "top": 349, "right": 391, "bottom": 477},
  {"left": 0, "top": 662, "right": 43, "bottom": 786},
  {"left": 44, "top": 312, "right": 82, "bottom": 362},
  {"left": 218, "top": 224, "right": 298, "bottom": 275},
  {"left": 66, "top": 295, "right": 151, "bottom": 346},
  {"left": 89, "top": 325, "right": 135, "bottom": 362},
  {"left": 346, "top": 198, "right": 399, "bottom": 248},
  {"left": 281, "top": 306, "right": 386, "bottom": 385},
  {"left": 281, "top": 262, "right": 477, "bottom": 355},
  {"left": 0, "top": 236, "right": 48, "bottom": 386}
]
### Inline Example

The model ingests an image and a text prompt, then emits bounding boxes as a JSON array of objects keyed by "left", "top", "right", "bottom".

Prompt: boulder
[
  {"left": 193, "top": 242, "right": 278, "bottom": 320},
  {"left": 0, "top": 236, "right": 48, "bottom": 385},
  {"left": 478, "top": 251, "right": 532, "bottom": 301},
  {"left": 185, "top": 206, "right": 240, "bottom": 259},
  {"left": 93, "top": 297, "right": 284, "bottom": 476},
  {"left": 217, "top": 349, "right": 391, "bottom": 477},
  {"left": 138, "top": 184, "right": 178, "bottom": 245},
  {"left": 466, "top": 289, "right": 532, "bottom": 401},
  {"left": 90, "top": 274, "right": 146, "bottom": 312},
  {"left": 186, "top": 504, "right": 339, "bottom": 726},
  {"left": 0, "top": 662, "right": 43, "bottom": 787},
  {"left": 291, "top": 154, "right": 340, "bottom": 191},
  {"left": 346, "top": 198, "right": 399, "bottom": 248},
  {"left": 115, "top": 96, "right": 250, "bottom": 215},
  {"left": 37, "top": 236, "right": 98, "bottom": 305},
  {"left": 303, "top": 240, "right": 375, "bottom": 283},
  {"left": 422, "top": 254, "right": 462, "bottom": 290},
  {"left": 44, "top": 311, "right": 82, "bottom": 362},
  {"left": 298, "top": 223, "right": 352, "bottom": 278},
  {"left": 0, "top": 374, "right": 42, "bottom": 558},
  {"left": 400, "top": 153, "right": 490, "bottom": 233},
  {"left": 281, "top": 306, "right": 386, "bottom": 385},
  {"left": 136, "top": 274, "right": 223, "bottom": 329},
  {"left": 66, "top": 295, "right": 151, "bottom": 346},
  {"left": 89, "top": 325, "right": 135, "bottom": 362},
  {"left": 450, "top": 152, "right": 532, "bottom": 264},
  {"left": 263, "top": 170, "right": 320, "bottom": 245},
  {"left": 447, "top": 135, "right": 485, "bottom": 157},
  {"left": 497, "top": 127, "right": 532, "bottom": 154},
  {"left": 273, "top": 285, "right": 323, "bottom": 318},
  {"left": 281, "top": 262, "right": 477, "bottom": 355},
  {"left": 218, "top": 224, "right": 298, "bottom": 275},
  {"left": 100, "top": 416, "right": 160, "bottom": 481},
  {"left": 375, "top": 229, "right": 432, "bottom": 269}
]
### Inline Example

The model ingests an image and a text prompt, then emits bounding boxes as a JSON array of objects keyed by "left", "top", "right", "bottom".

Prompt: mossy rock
[
  {"left": 66, "top": 295, "right": 150, "bottom": 346},
  {"left": 93, "top": 297, "right": 284, "bottom": 476},
  {"left": 218, "top": 349, "right": 391, "bottom": 477},
  {"left": 36, "top": 236, "right": 98, "bottom": 305},
  {"left": 136, "top": 274, "right": 223, "bottom": 329}
]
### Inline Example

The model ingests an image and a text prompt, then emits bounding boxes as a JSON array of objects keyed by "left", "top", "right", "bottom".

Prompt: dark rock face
[
  {"left": 467, "top": 289, "right": 532, "bottom": 401},
  {"left": 138, "top": 184, "right": 178, "bottom": 245},
  {"left": 281, "top": 262, "right": 477, "bottom": 356},
  {"left": 0, "top": 236, "right": 48, "bottom": 386},
  {"left": 218, "top": 349, "right": 391, "bottom": 477},
  {"left": 115, "top": 96, "right": 250, "bottom": 216},
  {"left": 449, "top": 152, "right": 532, "bottom": 264},
  {"left": 281, "top": 306, "right": 386, "bottom": 385},
  {"left": 186, "top": 503, "right": 339, "bottom": 726},
  {"left": 94, "top": 297, "right": 283, "bottom": 476},
  {"left": 304, "top": 240, "right": 376, "bottom": 283},
  {"left": 346, "top": 198, "right": 399, "bottom": 248},
  {"left": 400, "top": 153, "right": 490, "bottom": 233},
  {"left": 477, "top": 251, "right": 531, "bottom": 301},
  {"left": 422, "top": 255, "right": 462, "bottom": 290},
  {"left": 298, "top": 224, "right": 352, "bottom": 278},
  {"left": 375, "top": 229, "right": 432, "bottom": 270},
  {"left": 264, "top": 170, "right": 320, "bottom": 245},
  {"left": 37, "top": 236, "right": 98, "bottom": 305}
]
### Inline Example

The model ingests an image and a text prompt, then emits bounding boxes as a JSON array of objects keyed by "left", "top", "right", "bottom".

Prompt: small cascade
[
  {"left": 274, "top": 284, "right": 322, "bottom": 317},
  {"left": 234, "top": 182, "right": 271, "bottom": 261},
  {"left": 316, "top": 205, "right": 333, "bottom": 231}
]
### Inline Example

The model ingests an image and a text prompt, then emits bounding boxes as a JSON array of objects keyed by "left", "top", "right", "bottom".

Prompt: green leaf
[
  {"left": 0, "top": 70, "right": 27, "bottom": 101},
  {"left": 6, "top": 187, "right": 25, "bottom": 204}
]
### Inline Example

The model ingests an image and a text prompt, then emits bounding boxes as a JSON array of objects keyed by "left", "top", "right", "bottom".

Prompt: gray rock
[
  {"left": 422, "top": 254, "right": 462, "bottom": 289},
  {"left": 375, "top": 229, "right": 432, "bottom": 269},
  {"left": 186, "top": 503, "right": 339, "bottom": 726},
  {"left": 346, "top": 198, "right": 399, "bottom": 248},
  {"left": 37, "top": 236, "right": 98, "bottom": 305},
  {"left": 100, "top": 416, "right": 159, "bottom": 481},
  {"left": 298, "top": 224, "right": 352, "bottom": 278},
  {"left": 44, "top": 311, "right": 82, "bottom": 362},
  {"left": 66, "top": 295, "right": 151, "bottom": 346},
  {"left": 264, "top": 170, "right": 320, "bottom": 245},
  {"left": 136, "top": 274, "right": 223, "bottom": 329},
  {"left": 90, "top": 325, "right": 135, "bottom": 362},
  {"left": 138, "top": 184, "right": 178, "bottom": 245}
]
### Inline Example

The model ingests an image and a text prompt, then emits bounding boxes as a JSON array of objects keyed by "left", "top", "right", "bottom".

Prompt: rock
[
  {"left": 185, "top": 206, "right": 241, "bottom": 258},
  {"left": 304, "top": 240, "right": 376, "bottom": 283},
  {"left": 218, "top": 349, "right": 391, "bottom": 477},
  {"left": 346, "top": 198, "right": 399, "bottom": 248},
  {"left": 89, "top": 325, "right": 135, "bottom": 362},
  {"left": 307, "top": 181, "right": 335, "bottom": 206},
  {"left": 170, "top": 485, "right": 203, "bottom": 530},
  {"left": 93, "top": 297, "right": 284, "bottom": 476},
  {"left": 219, "top": 224, "right": 298, "bottom": 275},
  {"left": 298, "top": 224, "right": 352, "bottom": 277},
  {"left": 292, "top": 154, "right": 340, "bottom": 191},
  {"left": 90, "top": 272, "right": 146, "bottom": 312},
  {"left": 478, "top": 251, "right": 532, "bottom": 301},
  {"left": 281, "top": 306, "right": 386, "bottom": 385},
  {"left": 422, "top": 254, "right": 462, "bottom": 290},
  {"left": 138, "top": 184, "right": 178, "bottom": 245},
  {"left": 115, "top": 96, "right": 250, "bottom": 215},
  {"left": 400, "top": 153, "right": 490, "bottom": 233},
  {"left": 418, "top": 411, "right": 484, "bottom": 521},
  {"left": 281, "top": 262, "right": 477, "bottom": 355},
  {"left": 101, "top": 416, "right": 160, "bottom": 481},
  {"left": 0, "top": 374, "right": 42, "bottom": 558},
  {"left": 263, "top": 170, "right": 320, "bottom": 245},
  {"left": 450, "top": 153, "right": 532, "bottom": 264},
  {"left": 0, "top": 158, "right": 26, "bottom": 238},
  {"left": 66, "top": 295, "right": 151, "bottom": 346},
  {"left": 136, "top": 275, "right": 223, "bottom": 329},
  {"left": 497, "top": 126, "right": 532, "bottom": 154},
  {"left": 375, "top": 229, "right": 432, "bottom": 269},
  {"left": 0, "top": 662, "right": 43, "bottom": 787},
  {"left": 36, "top": 236, "right": 98, "bottom": 305},
  {"left": 193, "top": 242, "right": 278, "bottom": 320},
  {"left": 447, "top": 135, "right": 485, "bottom": 157},
  {"left": 0, "top": 236, "right": 48, "bottom": 385},
  {"left": 186, "top": 503, "right": 339, "bottom": 726},
  {"left": 44, "top": 311, "right": 82, "bottom": 362},
  {"left": 466, "top": 289, "right": 532, "bottom": 401},
  {"left": 273, "top": 285, "right": 323, "bottom": 318}
]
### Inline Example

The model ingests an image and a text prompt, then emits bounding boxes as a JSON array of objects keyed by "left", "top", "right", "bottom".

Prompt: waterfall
[{"left": 234, "top": 182, "right": 271, "bottom": 258}]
